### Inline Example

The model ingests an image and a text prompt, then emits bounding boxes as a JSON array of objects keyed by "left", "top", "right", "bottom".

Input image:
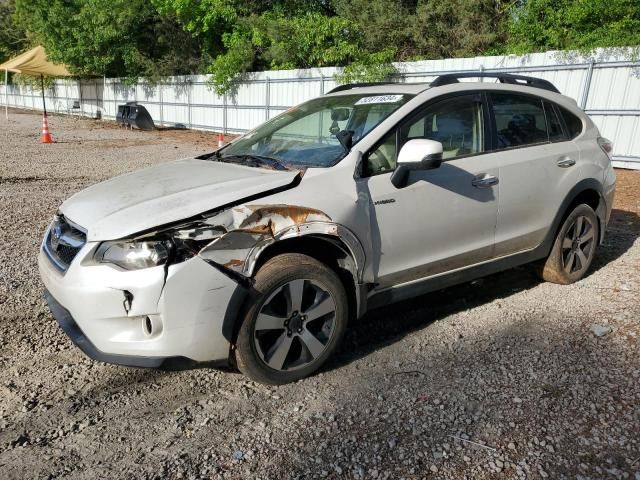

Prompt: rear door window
[{"left": 490, "top": 93, "right": 548, "bottom": 149}]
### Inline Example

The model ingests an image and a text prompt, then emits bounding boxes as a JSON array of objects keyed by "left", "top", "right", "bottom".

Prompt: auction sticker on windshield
[{"left": 355, "top": 95, "right": 404, "bottom": 105}]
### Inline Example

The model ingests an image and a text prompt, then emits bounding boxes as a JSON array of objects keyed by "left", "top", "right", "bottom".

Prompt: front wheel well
[{"left": 252, "top": 236, "right": 358, "bottom": 321}]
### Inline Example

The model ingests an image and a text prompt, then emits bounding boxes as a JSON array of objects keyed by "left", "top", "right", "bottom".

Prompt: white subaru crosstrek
[{"left": 40, "top": 73, "right": 616, "bottom": 384}]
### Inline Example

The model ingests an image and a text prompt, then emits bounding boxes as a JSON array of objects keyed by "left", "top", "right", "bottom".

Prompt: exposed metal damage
[
  {"left": 198, "top": 204, "right": 331, "bottom": 270},
  {"left": 169, "top": 203, "right": 366, "bottom": 289}
]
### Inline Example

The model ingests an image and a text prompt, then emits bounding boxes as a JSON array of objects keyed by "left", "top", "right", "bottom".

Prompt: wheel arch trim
[
  {"left": 243, "top": 221, "right": 366, "bottom": 281},
  {"left": 542, "top": 178, "right": 606, "bottom": 256}
]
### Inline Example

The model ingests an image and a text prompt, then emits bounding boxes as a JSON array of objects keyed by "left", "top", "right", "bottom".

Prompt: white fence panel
[{"left": 2, "top": 48, "right": 639, "bottom": 168}]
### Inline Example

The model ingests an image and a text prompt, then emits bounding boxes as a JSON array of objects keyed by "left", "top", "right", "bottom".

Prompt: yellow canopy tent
[{"left": 0, "top": 46, "right": 73, "bottom": 120}]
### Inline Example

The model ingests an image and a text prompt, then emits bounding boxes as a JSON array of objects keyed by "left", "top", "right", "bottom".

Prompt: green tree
[
  {"left": 14, "top": 0, "right": 204, "bottom": 80},
  {"left": 155, "top": 0, "right": 398, "bottom": 93},
  {"left": 508, "top": 0, "right": 640, "bottom": 55},
  {"left": 0, "top": 0, "right": 26, "bottom": 62},
  {"left": 335, "top": 0, "right": 508, "bottom": 60}
]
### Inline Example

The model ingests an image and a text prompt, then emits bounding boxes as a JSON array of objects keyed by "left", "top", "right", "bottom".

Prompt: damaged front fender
[{"left": 196, "top": 204, "right": 366, "bottom": 283}]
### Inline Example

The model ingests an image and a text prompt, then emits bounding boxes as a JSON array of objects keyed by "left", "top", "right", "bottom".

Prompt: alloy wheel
[
  {"left": 562, "top": 214, "right": 596, "bottom": 275},
  {"left": 253, "top": 279, "right": 337, "bottom": 371}
]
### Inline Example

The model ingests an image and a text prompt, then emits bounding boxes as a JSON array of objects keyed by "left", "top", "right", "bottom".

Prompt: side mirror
[{"left": 390, "top": 139, "right": 443, "bottom": 188}]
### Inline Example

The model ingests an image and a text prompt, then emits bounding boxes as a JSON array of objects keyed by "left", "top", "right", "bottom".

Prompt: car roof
[
  {"left": 325, "top": 73, "right": 562, "bottom": 98},
  {"left": 325, "top": 79, "right": 582, "bottom": 114}
]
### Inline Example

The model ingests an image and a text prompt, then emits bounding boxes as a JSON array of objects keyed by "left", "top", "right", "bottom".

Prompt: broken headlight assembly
[
  {"left": 95, "top": 240, "right": 173, "bottom": 270},
  {"left": 94, "top": 223, "right": 227, "bottom": 270}
]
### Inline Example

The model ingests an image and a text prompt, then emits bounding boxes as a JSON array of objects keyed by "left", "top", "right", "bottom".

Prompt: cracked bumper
[
  {"left": 44, "top": 290, "right": 173, "bottom": 367},
  {"left": 39, "top": 246, "right": 242, "bottom": 365}
]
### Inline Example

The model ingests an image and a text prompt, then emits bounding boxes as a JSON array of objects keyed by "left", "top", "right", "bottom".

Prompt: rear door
[{"left": 489, "top": 92, "right": 582, "bottom": 256}]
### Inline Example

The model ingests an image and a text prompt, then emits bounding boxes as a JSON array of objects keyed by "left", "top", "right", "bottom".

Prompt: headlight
[{"left": 96, "top": 240, "right": 172, "bottom": 270}]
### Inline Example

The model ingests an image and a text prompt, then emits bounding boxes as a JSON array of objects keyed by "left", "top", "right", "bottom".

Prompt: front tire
[
  {"left": 235, "top": 253, "right": 348, "bottom": 385},
  {"left": 538, "top": 203, "right": 599, "bottom": 284}
]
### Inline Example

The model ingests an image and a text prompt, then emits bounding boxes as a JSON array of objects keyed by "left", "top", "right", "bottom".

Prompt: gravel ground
[{"left": 1, "top": 110, "right": 639, "bottom": 480}]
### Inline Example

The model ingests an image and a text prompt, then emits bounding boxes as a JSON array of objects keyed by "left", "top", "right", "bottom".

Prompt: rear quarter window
[
  {"left": 559, "top": 108, "right": 583, "bottom": 139},
  {"left": 544, "top": 102, "right": 567, "bottom": 142}
]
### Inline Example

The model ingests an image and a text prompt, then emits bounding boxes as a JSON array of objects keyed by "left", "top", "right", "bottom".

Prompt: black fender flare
[{"left": 535, "top": 177, "right": 606, "bottom": 259}]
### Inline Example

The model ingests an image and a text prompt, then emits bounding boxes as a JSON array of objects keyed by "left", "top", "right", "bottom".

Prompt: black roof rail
[
  {"left": 430, "top": 72, "right": 560, "bottom": 93},
  {"left": 326, "top": 82, "right": 399, "bottom": 94}
]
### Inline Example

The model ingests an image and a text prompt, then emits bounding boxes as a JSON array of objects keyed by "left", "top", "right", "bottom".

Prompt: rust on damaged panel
[{"left": 198, "top": 204, "right": 334, "bottom": 278}]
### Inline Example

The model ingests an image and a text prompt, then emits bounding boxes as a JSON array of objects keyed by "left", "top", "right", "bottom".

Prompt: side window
[
  {"left": 491, "top": 93, "right": 548, "bottom": 149},
  {"left": 406, "top": 96, "right": 484, "bottom": 160},
  {"left": 365, "top": 95, "right": 484, "bottom": 176},
  {"left": 544, "top": 102, "right": 567, "bottom": 142},
  {"left": 367, "top": 130, "right": 397, "bottom": 176},
  {"left": 559, "top": 107, "right": 583, "bottom": 139}
]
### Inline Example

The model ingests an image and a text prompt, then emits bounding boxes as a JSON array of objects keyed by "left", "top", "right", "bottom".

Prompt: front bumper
[
  {"left": 44, "top": 289, "right": 179, "bottom": 367},
  {"left": 39, "top": 244, "right": 245, "bottom": 367}
]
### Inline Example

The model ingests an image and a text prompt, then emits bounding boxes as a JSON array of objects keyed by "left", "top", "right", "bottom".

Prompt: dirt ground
[{"left": 0, "top": 110, "right": 639, "bottom": 480}]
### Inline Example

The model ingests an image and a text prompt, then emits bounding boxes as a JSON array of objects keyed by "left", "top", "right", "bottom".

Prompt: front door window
[{"left": 366, "top": 95, "right": 485, "bottom": 176}]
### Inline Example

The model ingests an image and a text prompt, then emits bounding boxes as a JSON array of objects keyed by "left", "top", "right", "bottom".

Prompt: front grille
[{"left": 43, "top": 215, "right": 87, "bottom": 272}]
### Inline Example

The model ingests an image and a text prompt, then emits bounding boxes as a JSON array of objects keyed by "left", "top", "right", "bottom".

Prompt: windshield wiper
[{"left": 217, "top": 154, "right": 290, "bottom": 171}]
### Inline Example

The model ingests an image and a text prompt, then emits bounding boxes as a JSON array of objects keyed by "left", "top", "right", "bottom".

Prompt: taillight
[{"left": 597, "top": 137, "right": 613, "bottom": 158}]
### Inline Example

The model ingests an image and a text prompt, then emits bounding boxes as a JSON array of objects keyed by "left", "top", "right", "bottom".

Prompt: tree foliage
[
  {"left": 508, "top": 0, "right": 640, "bottom": 55},
  {"left": 153, "top": 0, "right": 390, "bottom": 93},
  {"left": 334, "top": 0, "right": 508, "bottom": 61},
  {"left": 2, "top": 0, "right": 639, "bottom": 93},
  {"left": 0, "top": 0, "right": 26, "bottom": 61},
  {"left": 13, "top": 0, "right": 203, "bottom": 80}
]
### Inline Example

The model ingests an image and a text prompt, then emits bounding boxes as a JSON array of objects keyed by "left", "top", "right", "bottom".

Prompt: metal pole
[
  {"left": 318, "top": 74, "right": 324, "bottom": 140},
  {"left": 64, "top": 79, "right": 69, "bottom": 114},
  {"left": 52, "top": 78, "right": 57, "bottom": 113},
  {"left": 4, "top": 69, "right": 8, "bottom": 121},
  {"left": 101, "top": 75, "right": 105, "bottom": 118},
  {"left": 187, "top": 79, "right": 192, "bottom": 129},
  {"left": 159, "top": 81, "right": 164, "bottom": 127},
  {"left": 40, "top": 74, "right": 47, "bottom": 116},
  {"left": 580, "top": 60, "right": 595, "bottom": 109},
  {"left": 79, "top": 79, "right": 84, "bottom": 117},
  {"left": 223, "top": 93, "right": 227, "bottom": 135},
  {"left": 265, "top": 76, "right": 270, "bottom": 121}
]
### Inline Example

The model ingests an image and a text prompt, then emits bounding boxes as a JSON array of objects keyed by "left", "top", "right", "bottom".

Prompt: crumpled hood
[{"left": 60, "top": 158, "right": 300, "bottom": 241}]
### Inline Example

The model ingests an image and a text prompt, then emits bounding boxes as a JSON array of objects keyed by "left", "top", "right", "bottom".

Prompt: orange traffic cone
[
  {"left": 217, "top": 132, "right": 224, "bottom": 148},
  {"left": 41, "top": 113, "right": 53, "bottom": 143}
]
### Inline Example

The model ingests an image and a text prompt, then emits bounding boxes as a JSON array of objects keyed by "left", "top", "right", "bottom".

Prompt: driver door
[{"left": 360, "top": 93, "right": 499, "bottom": 288}]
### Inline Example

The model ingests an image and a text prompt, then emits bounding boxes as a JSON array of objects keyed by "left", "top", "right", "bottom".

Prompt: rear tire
[
  {"left": 537, "top": 204, "right": 599, "bottom": 284},
  {"left": 235, "top": 253, "right": 348, "bottom": 385}
]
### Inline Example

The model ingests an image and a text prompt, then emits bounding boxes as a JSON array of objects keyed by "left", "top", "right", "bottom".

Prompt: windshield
[{"left": 219, "top": 93, "right": 414, "bottom": 168}]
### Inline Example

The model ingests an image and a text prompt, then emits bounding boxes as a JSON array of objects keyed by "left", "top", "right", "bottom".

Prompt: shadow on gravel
[
  {"left": 589, "top": 208, "right": 640, "bottom": 275},
  {"left": 271, "top": 321, "right": 639, "bottom": 479},
  {"left": 334, "top": 265, "right": 540, "bottom": 370},
  {"left": 332, "top": 208, "right": 639, "bottom": 372}
]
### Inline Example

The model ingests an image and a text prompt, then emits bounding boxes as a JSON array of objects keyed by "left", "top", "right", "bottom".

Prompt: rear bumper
[{"left": 44, "top": 289, "right": 184, "bottom": 367}]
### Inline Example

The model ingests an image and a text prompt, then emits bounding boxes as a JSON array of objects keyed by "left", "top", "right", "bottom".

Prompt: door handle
[
  {"left": 472, "top": 174, "right": 499, "bottom": 188},
  {"left": 557, "top": 157, "right": 576, "bottom": 168}
]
